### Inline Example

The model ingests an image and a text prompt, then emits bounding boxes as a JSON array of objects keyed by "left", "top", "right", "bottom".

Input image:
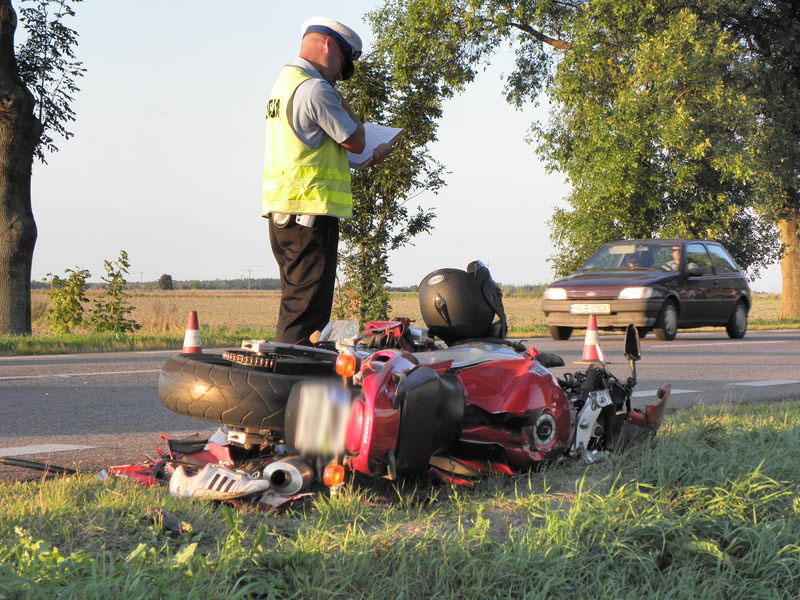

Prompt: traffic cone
[
  {"left": 576, "top": 315, "right": 605, "bottom": 364},
  {"left": 182, "top": 311, "right": 202, "bottom": 354}
]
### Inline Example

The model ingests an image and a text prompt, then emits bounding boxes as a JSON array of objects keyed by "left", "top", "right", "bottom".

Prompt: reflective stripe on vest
[{"left": 262, "top": 66, "right": 352, "bottom": 218}]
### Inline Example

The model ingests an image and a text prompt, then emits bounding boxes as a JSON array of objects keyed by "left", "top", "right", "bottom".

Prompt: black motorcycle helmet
[{"left": 418, "top": 261, "right": 508, "bottom": 345}]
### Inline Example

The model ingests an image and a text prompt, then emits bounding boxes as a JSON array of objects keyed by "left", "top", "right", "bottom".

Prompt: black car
[{"left": 541, "top": 239, "right": 751, "bottom": 341}]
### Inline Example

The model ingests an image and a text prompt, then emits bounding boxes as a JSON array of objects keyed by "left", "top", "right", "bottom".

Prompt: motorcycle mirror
[
  {"left": 624, "top": 324, "right": 641, "bottom": 361},
  {"left": 624, "top": 324, "right": 641, "bottom": 382}
]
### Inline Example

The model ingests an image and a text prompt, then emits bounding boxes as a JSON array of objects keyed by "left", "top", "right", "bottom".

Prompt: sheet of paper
[{"left": 347, "top": 123, "right": 402, "bottom": 169}]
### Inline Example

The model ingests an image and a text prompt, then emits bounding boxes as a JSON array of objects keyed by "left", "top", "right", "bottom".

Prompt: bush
[
  {"left": 157, "top": 274, "right": 174, "bottom": 290},
  {"left": 89, "top": 250, "right": 141, "bottom": 333},
  {"left": 45, "top": 267, "right": 90, "bottom": 334}
]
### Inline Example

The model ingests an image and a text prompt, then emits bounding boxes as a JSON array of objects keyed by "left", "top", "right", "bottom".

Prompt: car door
[
  {"left": 681, "top": 243, "right": 717, "bottom": 323},
  {"left": 705, "top": 243, "right": 741, "bottom": 323}
]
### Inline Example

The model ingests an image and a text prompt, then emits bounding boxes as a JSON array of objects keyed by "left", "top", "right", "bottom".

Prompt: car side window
[
  {"left": 685, "top": 243, "right": 714, "bottom": 274},
  {"left": 706, "top": 244, "right": 739, "bottom": 274}
]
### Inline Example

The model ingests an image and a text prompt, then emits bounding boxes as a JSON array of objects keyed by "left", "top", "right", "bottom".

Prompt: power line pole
[{"left": 242, "top": 266, "right": 268, "bottom": 291}]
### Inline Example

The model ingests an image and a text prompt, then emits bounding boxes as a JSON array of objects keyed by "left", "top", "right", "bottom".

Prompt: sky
[{"left": 27, "top": 0, "right": 782, "bottom": 292}]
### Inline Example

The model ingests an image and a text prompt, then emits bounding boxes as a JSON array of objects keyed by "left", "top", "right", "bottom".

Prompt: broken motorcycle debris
[
  {"left": 2, "top": 262, "right": 671, "bottom": 511},
  {"left": 153, "top": 262, "right": 671, "bottom": 495}
]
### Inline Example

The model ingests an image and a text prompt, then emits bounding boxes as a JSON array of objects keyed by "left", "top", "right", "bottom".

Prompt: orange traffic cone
[
  {"left": 182, "top": 311, "right": 202, "bottom": 354},
  {"left": 576, "top": 315, "right": 605, "bottom": 364}
]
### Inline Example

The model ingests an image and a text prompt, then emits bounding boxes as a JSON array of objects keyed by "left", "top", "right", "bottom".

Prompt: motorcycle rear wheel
[{"left": 158, "top": 353, "right": 336, "bottom": 431}]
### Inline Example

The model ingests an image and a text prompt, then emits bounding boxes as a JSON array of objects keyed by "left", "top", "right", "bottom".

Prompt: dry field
[{"left": 31, "top": 289, "right": 783, "bottom": 336}]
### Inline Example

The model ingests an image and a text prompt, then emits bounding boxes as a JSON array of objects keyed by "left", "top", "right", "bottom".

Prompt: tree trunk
[
  {"left": 0, "top": 0, "right": 42, "bottom": 335},
  {"left": 778, "top": 211, "right": 800, "bottom": 319}
]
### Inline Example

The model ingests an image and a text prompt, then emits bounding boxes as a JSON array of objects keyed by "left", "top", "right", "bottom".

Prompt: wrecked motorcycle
[
  {"left": 156, "top": 261, "right": 669, "bottom": 493},
  {"left": 283, "top": 324, "right": 669, "bottom": 484},
  {"left": 159, "top": 323, "right": 668, "bottom": 489}
]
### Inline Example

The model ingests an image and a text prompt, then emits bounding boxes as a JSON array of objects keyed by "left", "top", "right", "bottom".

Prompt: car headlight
[
  {"left": 618, "top": 287, "right": 655, "bottom": 300},
  {"left": 543, "top": 287, "right": 567, "bottom": 300}
]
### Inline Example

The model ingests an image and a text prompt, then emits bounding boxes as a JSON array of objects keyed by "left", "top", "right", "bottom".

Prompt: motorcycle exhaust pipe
[{"left": 263, "top": 457, "right": 314, "bottom": 495}]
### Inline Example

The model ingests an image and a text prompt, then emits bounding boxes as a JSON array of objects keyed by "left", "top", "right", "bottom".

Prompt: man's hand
[{"left": 370, "top": 142, "right": 393, "bottom": 166}]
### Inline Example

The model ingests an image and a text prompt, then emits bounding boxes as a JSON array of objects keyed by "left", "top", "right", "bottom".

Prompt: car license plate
[{"left": 570, "top": 303, "right": 611, "bottom": 315}]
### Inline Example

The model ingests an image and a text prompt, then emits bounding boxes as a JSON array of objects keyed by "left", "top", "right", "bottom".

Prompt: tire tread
[{"left": 158, "top": 353, "right": 333, "bottom": 431}]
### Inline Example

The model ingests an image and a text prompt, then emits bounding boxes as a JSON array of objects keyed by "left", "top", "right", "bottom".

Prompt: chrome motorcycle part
[
  {"left": 572, "top": 390, "right": 612, "bottom": 452},
  {"left": 263, "top": 457, "right": 314, "bottom": 495},
  {"left": 226, "top": 428, "right": 267, "bottom": 448},
  {"left": 533, "top": 413, "right": 556, "bottom": 446}
]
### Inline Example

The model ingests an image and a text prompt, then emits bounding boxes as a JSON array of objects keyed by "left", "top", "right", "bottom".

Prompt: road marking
[
  {"left": 632, "top": 389, "right": 698, "bottom": 398},
  {"left": 0, "top": 444, "right": 94, "bottom": 458},
  {"left": 0, "top": 369, "right": 160, "bottom": 381},
  {"left": 726, "top": 380, "right": 800, "bottom": 387},
  {"left": 0, "top": 349, "right": 180, "bottom": 361},
  {"left": 650, "top": 340, "right": 786, "bottom": 349}
]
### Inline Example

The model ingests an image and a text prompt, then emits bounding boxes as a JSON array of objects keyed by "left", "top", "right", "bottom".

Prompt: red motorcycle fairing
[
  {"left": 349, "top": 350, "right": 418, "bottom": 477},
  {"left": 455, "top": 358, "right": 575, "bottom": 465},
  {"left": 347, "top": 348, "right": 576, "bottom": 478}
]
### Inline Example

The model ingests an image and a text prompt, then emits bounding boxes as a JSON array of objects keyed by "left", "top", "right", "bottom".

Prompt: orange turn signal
[
  {"left": 323, "top": 463, "right": 346, "bottom": 487},
  {"left": 336, "top": 351, "right": 357, "bottom": 378}
]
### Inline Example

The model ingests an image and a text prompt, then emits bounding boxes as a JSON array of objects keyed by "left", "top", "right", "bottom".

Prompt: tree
[
  {"left": 0, "top": 0, "right": 43, "bottom": 335},
  {"left": 538, "top": 4, "right": 782, "bottom": 277},
  {"left": 16, "top": 0, "right": 84, "bottom": 161},
  {"left": 44, "top": 264, "right": 88, "bottom": 333},
  {"left": 157, "top": 273, "right": 174, "bottom": 291},
  {"left": 89, "top": 250, "right": 140, "bottom": 333},
  {"left": 538, "top": 1, "right": 798, "bottom": 315},
  {"left": 373, "top": 0, "right": 800, "bottom": 317},
  {"left": 0, "top": 0, "right": 82, "bottom": 334},
  {"left": 335, "top": 52, "right": 445, "bottom": 323}
]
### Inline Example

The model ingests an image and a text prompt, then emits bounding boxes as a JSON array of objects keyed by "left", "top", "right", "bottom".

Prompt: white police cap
[{"left": 301, "top": 16, "right": 362, "bottom": 79}]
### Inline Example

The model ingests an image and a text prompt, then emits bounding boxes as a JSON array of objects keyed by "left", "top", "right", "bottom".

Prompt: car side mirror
[
  {"left": 687, "top": 267, "right": 703, "bottom": 277},
  {"left": 624, "top": 324, "right": 640, "bottom": 381}
]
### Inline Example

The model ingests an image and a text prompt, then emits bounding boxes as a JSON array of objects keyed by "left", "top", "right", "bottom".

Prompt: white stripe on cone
[
  {"left": 581, "top": 315, "right": 604, "bottom": 362},
  {"left": 182, "top": 311, "right": 202, "bottom": 354}
]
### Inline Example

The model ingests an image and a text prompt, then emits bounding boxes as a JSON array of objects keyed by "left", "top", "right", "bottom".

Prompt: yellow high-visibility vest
[{"left": 262, "top": 66, "right": 352, "bottom": 218}]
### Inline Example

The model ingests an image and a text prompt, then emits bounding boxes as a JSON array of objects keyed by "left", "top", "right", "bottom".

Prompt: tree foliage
[
  {"left": 372, "top": 0, "right": 800, "bottom": 312},
  {"left": 44, "top": 265, "right": 88, "bottom": 333},
  {"left": 157, "top": 274, "right": 174, "bottom": 291},
  {"left": 16, "top": 0, "right": 84, "bottom": 162},
  {"left": 335, "top": 52, "right": 445, "bottom": 322},
  {"left": 538, "top": 3, "right": 784, "bottom": 277},
  {"left": 89, "top": 250, "right": 140, "bottom": 333}
]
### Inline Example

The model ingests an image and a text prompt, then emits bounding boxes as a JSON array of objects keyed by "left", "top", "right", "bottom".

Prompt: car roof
[{"left": 605, "top": 239, "right": 722, "bottom": 245}]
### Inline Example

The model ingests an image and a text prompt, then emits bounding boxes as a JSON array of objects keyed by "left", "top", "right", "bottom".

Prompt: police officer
[{"left": 262, "top": 17, "right": 391, "bottom": 343}]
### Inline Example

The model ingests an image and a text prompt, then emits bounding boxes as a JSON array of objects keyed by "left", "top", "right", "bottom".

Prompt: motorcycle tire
[{"left": 158, "top": 353, "right": 336, "bottom": 431}]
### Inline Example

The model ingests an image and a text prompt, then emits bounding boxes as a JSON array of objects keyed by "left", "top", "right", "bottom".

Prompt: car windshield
[{"left": 579, "top": 242, "right": 680, "bottom": 272}]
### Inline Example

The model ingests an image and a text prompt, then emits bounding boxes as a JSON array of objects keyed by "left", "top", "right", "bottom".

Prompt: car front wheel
[
  {"left": 725, "top": 301, "right": 748, "bottom": 339},
  {"left": 549, "top": 326, "right": 573, "bottom": 341},
  {"left": 655, "top": 301, "right": 678, "bottom": 341}
]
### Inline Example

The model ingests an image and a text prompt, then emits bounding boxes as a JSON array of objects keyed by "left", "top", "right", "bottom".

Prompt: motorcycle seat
[{"left": 413, "top": 341, "right": 524, "bottom": 369}]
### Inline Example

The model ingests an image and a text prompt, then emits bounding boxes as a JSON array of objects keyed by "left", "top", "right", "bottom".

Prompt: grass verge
[
  {"left": 1, "top": 401, "right": 799, "bottom": 597},
  {"left": 2, "top": 319, "right": 798, "bottom": 356},
  {"left": 0, "top": 326, "right": 275, "bottom": 356}
]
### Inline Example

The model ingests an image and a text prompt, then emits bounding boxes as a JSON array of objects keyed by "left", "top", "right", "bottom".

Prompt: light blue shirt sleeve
[{"left": 289, "top": 59, "right": 357, "bottom": 148}]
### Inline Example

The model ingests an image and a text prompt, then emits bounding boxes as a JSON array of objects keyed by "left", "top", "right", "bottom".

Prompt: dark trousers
[{"left": 269, "top": 215, "right": 339, "bottom": 344}]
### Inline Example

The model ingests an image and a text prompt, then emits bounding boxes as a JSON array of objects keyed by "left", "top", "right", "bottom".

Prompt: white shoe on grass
[{"left": 169, "top": 463, "right": 270, "bottom": 500}]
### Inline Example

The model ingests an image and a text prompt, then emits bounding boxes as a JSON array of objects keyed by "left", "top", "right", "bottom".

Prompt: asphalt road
[{"left": 1, "top": 329, "right": 798, "bottom": 481}]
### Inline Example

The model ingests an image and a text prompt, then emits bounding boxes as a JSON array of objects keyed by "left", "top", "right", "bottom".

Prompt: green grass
[
  {"left": 2, "top": 319, "right": 797, "bottom": 356},
  {"left": 2, "top": 401, "right": 800, "bottom": 598},
  {"left": 0, "top": 326, "right": 275, "bottom": 356}
]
